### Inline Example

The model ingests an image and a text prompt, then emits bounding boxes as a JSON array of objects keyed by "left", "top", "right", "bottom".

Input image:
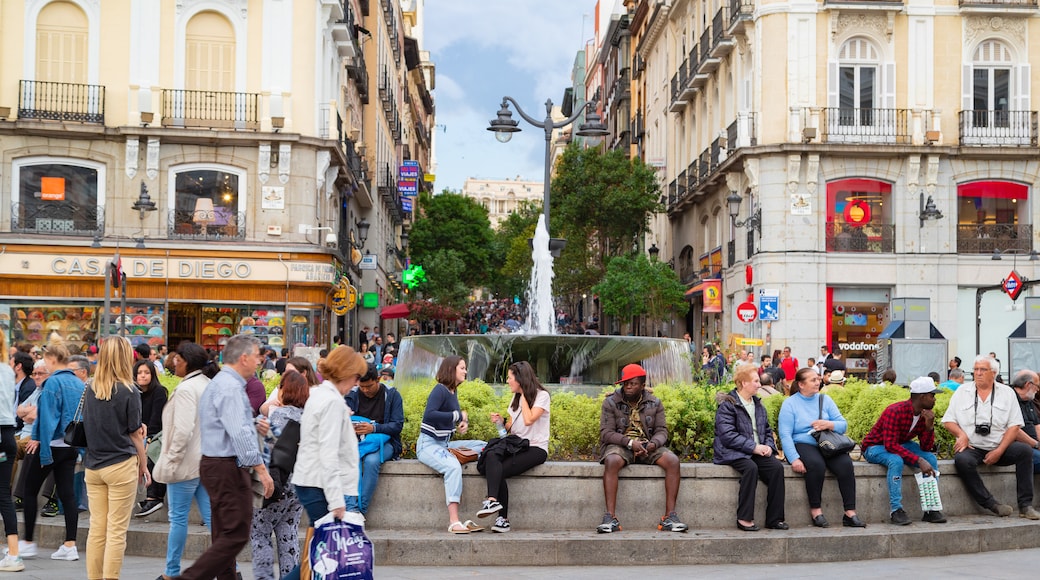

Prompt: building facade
[
  {"left": 0, "top": 0, "right": 432, "bottom": 353},
  {"left": 460, "top": 176, "right": 544, "bottom": 229}
]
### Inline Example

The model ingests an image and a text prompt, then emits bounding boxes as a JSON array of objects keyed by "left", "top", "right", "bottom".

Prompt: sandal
[
  {"left": 448, "top": 521, "right": 470, "bottom": 534},
  {"left": 463, "top": 519, "right": 485, "bottom": 532}
]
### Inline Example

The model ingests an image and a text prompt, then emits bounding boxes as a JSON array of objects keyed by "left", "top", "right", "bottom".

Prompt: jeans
[
  {"left": 358, "top": 441, "right": 393, "bottom": 515},
  {"left": 282, "top": 486, "right": 361, "bottom": 580},
  {"left": 164, "top": 478, "right": 212, "bottom": 577},
  {"left": 863, "top": 442, "right": 938, "bottom": 513},
  {"left": 85, "top": 456, "right": 138, "bottom": 580},
  {"left": 1032, "top": 448, "right": 1040, "bottom": 474},
  {"left": 415, "top": 433, "right": 486, "bottom": 505}
]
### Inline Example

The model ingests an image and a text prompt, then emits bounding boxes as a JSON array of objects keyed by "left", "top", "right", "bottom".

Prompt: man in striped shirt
[{"left": 176, "top": 335, "right": 272, "bottom": 580}]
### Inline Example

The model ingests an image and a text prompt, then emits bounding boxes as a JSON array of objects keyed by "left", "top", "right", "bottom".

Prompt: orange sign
[
  {"left": 843, "top": 200, "right": 871, "bottom": 227},
  {"left": 702, "top": 280, "right": 722, "bottom": 313},
  {"left": 40, "top": 177, "right": 65, "bottom": 201}
]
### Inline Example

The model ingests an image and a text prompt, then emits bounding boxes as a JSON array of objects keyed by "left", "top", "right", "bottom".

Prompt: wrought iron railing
[
  {"left": 18, "top": 80, "right": 105, "bottom": 124},
  {"left": 11, "top": 202, "right": 103, "bottom": 236},
  {"left": 826, "top": 223, "right": 896, "bottom": 253},
  {"left": 699, "top": 150, "right": 711, "bottom": 180},
  {"left": 700, "top": 29, "right": 712, "bottom": 64},
  {"left": 821, "top": 107, "right": 910, "bottom": 143},
  {"left": 711, "top": 136, "right": 724, "bottom": 170},
  {"left": 161, "top": 89, "right": 259, "bottom": 130},
  {"left": 668, "top": 179, "right": 678, "bottom": 207},
  {"left": 167, "top": 209, "right": 247, "bottom": 241},
  {"left": 727, "top": 115, "right": 758, "bottom": 150},
  {"left": 956, "top": 224, "right": 1033, "bottom": 254},
  {"left": 959, "top": 0, "right": 1034, "bottom": 5},
  {"left": 688, "top": 160, "right": 698, "bottom": 190},
  {"left": 730, "top": 0, "right": 754, "bottom": 26},
  {"left": 958, "top": 110, "right": 1038, "bottom": 146},
  {"left": 677, "top": 170, "right": 687, "bottom": 201},
  {"left": 712, "top": 9, "right": 730, "bottom": 49}
]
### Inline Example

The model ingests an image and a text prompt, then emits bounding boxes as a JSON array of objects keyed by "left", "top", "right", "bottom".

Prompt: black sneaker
[
  {"left": 922, "top": 510, "right": 947, "bottom": 524},
  {"left": 491, "top": 516, "right": 511, "bottom": 533},
  {"left": 596, "top": 512, "right": 621, "bottom": 533},
  {"left": 658, "top": 511, "right": 688, "bottom": 532},
  {"left": 476, "top": 498, "right": 502, "bottom": 518},
  {"left": 136, "top": 499, "right": 164, "bottom": 517},
  {"left": 41, "top": 500, "right": 59, "bottom": 518},
  {"left": 889, "top": 508, "right": 911, "bottom": 526}
]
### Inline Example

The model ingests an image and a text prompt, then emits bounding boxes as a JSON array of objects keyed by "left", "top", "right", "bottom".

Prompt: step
[{"left": 27, "top": 512, "right": 1040, "bottom": 566}]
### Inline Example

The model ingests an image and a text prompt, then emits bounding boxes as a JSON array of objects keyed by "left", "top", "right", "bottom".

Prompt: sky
[{"left": 424, "top": 1, "right": 603, "bottom": 193}]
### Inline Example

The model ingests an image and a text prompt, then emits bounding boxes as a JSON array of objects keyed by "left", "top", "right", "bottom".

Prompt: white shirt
[
  {"left": 941, "top": 381, "right": 1023, "bottom": 449},
  {"left": 291, "top": 381, "right": 360, "bottom": 511}
]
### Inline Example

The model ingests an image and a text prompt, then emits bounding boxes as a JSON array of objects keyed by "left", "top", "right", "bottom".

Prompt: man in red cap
[{"left": 596, "top": 363, "right": 687, "bottom": 534}]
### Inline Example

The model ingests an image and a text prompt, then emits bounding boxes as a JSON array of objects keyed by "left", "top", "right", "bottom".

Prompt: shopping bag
[
  {"left": 300, "top": 511, "right": 374, "bottom": 580},
  {"left": 915, "top": 471, "right": 943, "bottom": 512}
]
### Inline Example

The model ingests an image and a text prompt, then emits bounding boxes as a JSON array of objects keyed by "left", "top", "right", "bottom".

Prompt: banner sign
[
  {"left": 702, "top": 280, "right": 722, "bottom": 313},
  {"left": 759, "top": 288, "right": 780, "bottom": 321}
]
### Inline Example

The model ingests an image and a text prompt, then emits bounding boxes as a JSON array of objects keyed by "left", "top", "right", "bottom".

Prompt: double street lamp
[{"left": 487, "top": 96, "right": 609, "bottom": 256}]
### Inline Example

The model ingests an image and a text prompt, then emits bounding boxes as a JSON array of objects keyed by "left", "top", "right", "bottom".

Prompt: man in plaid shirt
[{"left": 861, "top": 377, "right": 945, "bottom": 526}]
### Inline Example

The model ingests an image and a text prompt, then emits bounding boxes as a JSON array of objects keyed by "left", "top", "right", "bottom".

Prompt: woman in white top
[{"left": 475, "top": 361, "right": 550, "bottom": 532}]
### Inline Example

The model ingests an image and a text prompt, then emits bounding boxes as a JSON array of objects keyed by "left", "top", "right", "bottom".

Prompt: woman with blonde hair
[
  {"left": 83, "top": 337, "right": 149, "bottom": 580},
  {"left": 0, "top": 330, "right": 25, "bottom": 571},
  {"left": 23, "top": 336, "right": 84, "bottom": 561}
]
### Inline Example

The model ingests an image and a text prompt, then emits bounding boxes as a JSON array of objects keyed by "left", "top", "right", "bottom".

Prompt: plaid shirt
[{"left": 861, "top": 400, "right": 936, "bottom": 465}]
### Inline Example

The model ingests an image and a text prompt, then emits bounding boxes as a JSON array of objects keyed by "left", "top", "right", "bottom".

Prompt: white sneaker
[
  {"left": 4, "top": 541, "right": 35, "bottom": 559},
  {"left": 50, "top": 544, "right": 78, "bottom": 561},
  {"left": 0, "top": 555, "right": 24, "bottom": 571}
]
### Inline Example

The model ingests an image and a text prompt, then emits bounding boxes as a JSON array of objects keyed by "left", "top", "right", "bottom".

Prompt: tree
[
  {"left": 550, "top": 145, "right": 662, "bottom": 299},
  {"left": 592, "top": 254, "right": 689, "bottom": 334},
  {"left": 417, "top": 249, "right": 471, "bottom": 308},
  {"left": 409, "top": 190, "right": 495, "bottom": 290}
]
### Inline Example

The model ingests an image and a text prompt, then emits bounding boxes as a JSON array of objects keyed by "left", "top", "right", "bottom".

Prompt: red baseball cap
[{"left": 616, "top": 364, "right": 647, "bottom": 384}]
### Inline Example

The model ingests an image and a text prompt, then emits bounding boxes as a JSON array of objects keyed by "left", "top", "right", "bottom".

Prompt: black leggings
[
  {"left": 24, "top": 446, "right": 79, "bottom": 542},
  {"left": 483, "top": 447, "right": 547, "bottom": 517},
  {"left": 0, "top": 427, "right": 18, "bottom": 537},
  {"left": 794, "top": 443, "right": 857, "bottom": 511}
]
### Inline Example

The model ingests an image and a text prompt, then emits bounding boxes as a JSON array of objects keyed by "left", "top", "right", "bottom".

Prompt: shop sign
[
  {"left": 1004, "top": 270, "right": 1024, "bottom": 301},
  {"left": 361, "top": 292, "right": 379, "bottom": 309},
  {"left": 736, "top": 337, "right": 764, "bottom": 346},
  {"left": 758, "top": 289, "right": 779, "bottom": 321},
  {"left": 359, "top": 254, "right": 378, "bottom": 270},
  {"left": 736, "top": 301, "right": 758, "bottom": 323},
  {"left": 702, "top": 280, "right": 722, "bottom": 313},
  {"left": 40, "top": 177, "right": 66, "bottom": 201},
  {"left": 790, "top": 194, "right": 811, "bottom": 215}
]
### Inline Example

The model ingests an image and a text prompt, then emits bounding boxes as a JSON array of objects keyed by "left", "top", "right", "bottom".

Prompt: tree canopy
[
  {"left": 409, "top": 190, "right": 495, "bottom": 295},
  {"left": 592, "top": 254, "right": 690, "bottom": 333}
]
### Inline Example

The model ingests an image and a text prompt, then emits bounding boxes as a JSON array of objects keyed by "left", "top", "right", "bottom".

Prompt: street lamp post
[{"left": 488, "top": 96, "right": 608, "bottom": 256}]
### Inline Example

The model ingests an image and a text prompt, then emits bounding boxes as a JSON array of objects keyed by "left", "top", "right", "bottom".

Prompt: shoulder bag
[
  {"left": 63, "top": 388, "right": 88, "bottom": 448},
  {"left": 812, "top": 395, "right": 854, "bottom": 458}
]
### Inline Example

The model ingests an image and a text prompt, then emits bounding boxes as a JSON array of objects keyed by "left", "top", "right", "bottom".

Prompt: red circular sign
[
  {"left": 842, "top": 200, "right": 872, "bottom": 228},
  {"left": 737, "top": 302, "right": 758, "bottom": 323}
]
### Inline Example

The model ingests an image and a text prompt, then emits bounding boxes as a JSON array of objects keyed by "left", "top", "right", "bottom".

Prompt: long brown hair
[
  {"left": 435, "top": 355, "right": 464, "bottom": 390},
  {"left": 508, "top": 361, "right": 547, "bottom": 412}
]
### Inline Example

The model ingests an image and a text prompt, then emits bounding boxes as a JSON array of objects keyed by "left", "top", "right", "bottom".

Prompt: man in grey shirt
[{"left": 176, "top": 335, "right": 272, "bottom": 580}]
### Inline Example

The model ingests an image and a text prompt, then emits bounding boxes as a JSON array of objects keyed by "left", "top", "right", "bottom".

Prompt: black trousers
[
  {"left": 953, "top": 442, "right": 1034, "bottom": 509},
  {"left": 795, "top": 443, "right": 856, "bottom": 511},
  {"left": 726, "top": 454, "right": 785, "bottom": 526},
  {"left": 483, "top": 447, "right": 547, "bottom": 518},
  {"left": 145, "top": 456, "right": 166, "bottom": 500},
  {"left": 0, "top": 427, "right": 18, "bottom": 537},
  {"left": 23, "top": 446, "right": 78, "bottom": 542},
  {"left": 180, "top": 457, "right": 252, "bottom": 580}
]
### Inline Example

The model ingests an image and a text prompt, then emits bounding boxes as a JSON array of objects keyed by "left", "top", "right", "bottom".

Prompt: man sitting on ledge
[
  {"left": 941, "top": 355, "right": 1040, "bottom": 520},
  {"left": 597, "top": 364, "right": 687, "bottom": 534}
]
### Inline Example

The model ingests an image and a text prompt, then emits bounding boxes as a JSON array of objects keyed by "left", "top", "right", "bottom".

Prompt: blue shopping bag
[{"left": 300, "top": 512, "right": 374, "bottom": 580}]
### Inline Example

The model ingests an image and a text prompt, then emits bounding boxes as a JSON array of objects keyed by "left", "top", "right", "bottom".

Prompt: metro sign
[
  {"left": 1004, "top": 269, "right": 1024, "bottom": 301},
  {"left": 737, "top": 301, "right": 758, "bottom": 323}
]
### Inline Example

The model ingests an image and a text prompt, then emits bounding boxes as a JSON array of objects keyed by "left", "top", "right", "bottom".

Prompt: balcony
[
  {"left": 729, "top": 0, "right": 754, "bottom": 34},
  {"left": 727, "top": 113, "right": 759, "bottom": 151},
  {"left": 160, "top": 89, "right": 259, "bottom": 131},
  {"left": 668, "top": 179, "right": 678, "bottom": 207},
  {"left": 697, "top": 29, "right": 720, "bottom": 75},
  {"left": 10, "top": 202, "right": 103, "bottom": 236},
  {"left": 826, "top": 223, "right": 895, "bottom": 253},
  {"left": 959, "top": 110, "right": 1038, "bottom": 146},
  {"left": 689, "top": 46, "right": 708, "bottom": 90},
  {"left": 669, "top": 74, "right": 686, "bottom": 112},
  {"left": 957, "top": 223, "right": 1033, "bottom": 254},
  {"left": 688, "top": 160, "right": 699, "bottom": 190},
  {"left": 825, "top": 0, "right": 903, "bottom": 7},
  {"left": 699, "top": 149, "right": 711, "bottom": 181},
  {"left": 820, "top": 107, "right": 911, "bottom": 144},
  {"left": 711, "top": 10, "right": 735, "bottom": 58},
  {"left": 378, "top": 67, "right": 394, "bottom": 113},
  {"left": 959, "top": 0, "right": 1036, "bottom": 9},
  {"left": 711, "top": 136, "right": 725, "bottom": 170},
  {"left": 346, "top": 54, "right": 369, "bottom": 104},
  {"left": 167, "top": 209, "right": 246, "bottom": 241},
  {"left": 18, "top": 80, "right": 105, "bottom": 124},
  {"left": 677, "top": 170, "right": 688, "bottom": 202}
]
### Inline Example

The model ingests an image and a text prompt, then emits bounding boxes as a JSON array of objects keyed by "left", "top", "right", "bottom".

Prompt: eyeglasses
[
  {"left": 30, "top": 371, "right": 49, "bottom": 377},
  {"left": 972, "top": 368, "right": 992, "bottom": 373}
]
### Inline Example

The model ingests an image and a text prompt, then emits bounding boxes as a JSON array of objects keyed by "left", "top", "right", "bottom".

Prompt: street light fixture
[
  {"left": 132, "top": 182, "right": 158, "bottom": 219},
  {"left": 727, "top": 191, "right": 761, "bottom": 234},
  {"left": 487, "top": 96, "right": 609, "bottom": 256},
  {"left": 648, "top": 244, "right": 660, "bottom": 260},
  {"left": 918, "top": 192, "right": 944, "bottom": 228},
  {"left": 355, "top": 218, "right": 370, "bottom": 248}
]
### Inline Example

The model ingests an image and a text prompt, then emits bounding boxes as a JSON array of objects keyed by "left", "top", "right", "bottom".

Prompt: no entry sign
[{"left": 737, "top": 301, "right": 758, "bottom": 323}]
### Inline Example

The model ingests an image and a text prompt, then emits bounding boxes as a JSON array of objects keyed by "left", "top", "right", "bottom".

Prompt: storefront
[
  {"left": 0, "top": 246, "right": 338, "bottom": 353},
  {"left": 826, "top": 287, "right": 891, "bottom": 380}
]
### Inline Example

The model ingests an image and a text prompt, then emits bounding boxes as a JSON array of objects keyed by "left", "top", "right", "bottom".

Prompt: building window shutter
[
  {"left": 1016, "top": 63, "right": 1031, "bottom": 112},
  {"left": 962, "top": 64, "right": 973, "bottom": 112},
  {"left": 883, "top": 62, "right": 896, "bottom": 109},
  {"left": 828, "top": 60, "right": 839, "bottom": 108}
]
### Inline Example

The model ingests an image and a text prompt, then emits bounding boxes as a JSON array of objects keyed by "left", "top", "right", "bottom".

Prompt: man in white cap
[
  {"left": 861, "top": 377, "right": 945, "bottom": 525},
  {"left": 596, "top": 363, "right": 686, "bottom": 534}
]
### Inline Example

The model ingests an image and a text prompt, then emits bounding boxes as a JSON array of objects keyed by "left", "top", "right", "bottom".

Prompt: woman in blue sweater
[
  {"left": 778, "top": 367, "right": 864, "bottom": 528},
  {"left": 416, "top": 355, "right": 486, "bottom": 534}
]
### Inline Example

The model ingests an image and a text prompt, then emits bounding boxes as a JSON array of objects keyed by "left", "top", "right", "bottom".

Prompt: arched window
[
  {"left": 956, "top": 181, "right": 1030, "bottom": 254},
  {"left": 36, "top": 1, "right": 88, "bottom": 84},
  {"left": 826, "top": 178, "right": 894, "bottom": 253},
  {"left": 12, "top": 157, "right": 104, "bottom": 236},
  {"left": 962, "top": 39, "right": 1031, "bottom": 144},
  {"left": 167, "top": 165, "right": 246, "bottom": 240},
  {"left": 829, "top": 37, "right": 894, "bottom": 137},
  {"left": 679, "top": 245, "right": 695, "bottom": 282},
  {"left": 185, "top": 11, "right": 235, "bottom": 92}
]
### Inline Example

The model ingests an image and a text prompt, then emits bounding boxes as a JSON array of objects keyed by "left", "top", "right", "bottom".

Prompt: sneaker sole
[
  {"left": 659, "top": 525, "right": 688, "bottom": 532},
  {"left": 491, "top": 527, "right": 510, "bottom": 533},
  {"left": 476, "top": 508, "right": 501, "bottom": 518},
  {"left": 0, "top": 565, "right": 24, "bottom": 572},
  {"left": 51, "top": 555, "right": 78, "bottom": 561},
  {"left": 137, "top": 506, "right": 164, "bottom": 517},
  {"left": 596, "top": 526, "right": 620, "bottom": 533}
]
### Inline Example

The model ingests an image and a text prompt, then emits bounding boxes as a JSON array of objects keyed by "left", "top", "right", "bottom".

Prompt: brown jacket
[{"left": 599, "top": 388, "right": 668, "bottom": 453}]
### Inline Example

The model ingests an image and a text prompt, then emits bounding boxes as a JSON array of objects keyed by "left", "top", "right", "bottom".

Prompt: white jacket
[
  {"left": 153, "top": 370, "right": 210, "bottom": 484},
  {"left": 291, "top": 380, "right": 359, "bottom": 511}
]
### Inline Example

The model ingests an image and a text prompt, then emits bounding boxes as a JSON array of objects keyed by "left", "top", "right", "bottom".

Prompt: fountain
[{"left": 396, "top": 216, "right": 693, "bottom": 393}]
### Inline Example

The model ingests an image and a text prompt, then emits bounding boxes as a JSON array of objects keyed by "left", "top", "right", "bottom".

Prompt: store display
[{"left": 0, "top": 303, "right": 164, "bottom": 351}]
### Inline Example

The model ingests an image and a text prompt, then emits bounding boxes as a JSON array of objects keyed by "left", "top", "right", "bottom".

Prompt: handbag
[
  {"left": 266, "top": 419, "right": 302, "bottom": 505},
  {"left": 448, "top": 446, "right": 479, "bottom": 464},
  {"left": 300, "top": 512, "right": 373, "bottom": 579},
  {"left": 63, "top": 388, "right": 88, "bottom": 448},
  {"left": 811, "top": 395, "right": 855, "bottom": 458},
  {"left": 146, "top": 431, "right": 163, "bottom": 463}
]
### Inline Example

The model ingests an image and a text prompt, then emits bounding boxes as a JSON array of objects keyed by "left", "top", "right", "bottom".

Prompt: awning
[
  {"left": 380, "top": 303, "right": 411, "bottom": 320},
  {"left": 684, "top": 283, "right": 704, "bottom": 297}
]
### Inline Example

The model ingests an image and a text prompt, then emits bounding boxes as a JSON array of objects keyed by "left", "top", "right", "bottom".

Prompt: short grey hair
[
  {"left": 224, "top": 335, "right": 262, "bottom": 365},
  {"left": 974, "top": 354, "right": 999, "bottom": 373},
  {"left": 1012, "top": 370, "right": 1037, "bottom": 389},
  {"left": 68, "top": 355, "right": 89, "bottom": 372},
  {"left": 949, "top": 368, "right": 965, "bottom": 380}
]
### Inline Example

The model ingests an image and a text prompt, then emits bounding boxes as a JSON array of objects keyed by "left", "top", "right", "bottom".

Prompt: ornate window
[
  {"left": 167, "top": 165, "right": 246, "bottom": 240},
  {"left": 827, "top": 38, "right": 896, "bottom": 141},
  {"left": 962, "top": 40, "right": 1031, "bottom": 144},
  {"left": 11, "top": 157, "right": 104, "bottom": 236},
  {"left": 956, "top": 181, "right": 1030, "bottom": 254},
  {"left": 825, "top": 179, "right": 894, "bottom": 253}
]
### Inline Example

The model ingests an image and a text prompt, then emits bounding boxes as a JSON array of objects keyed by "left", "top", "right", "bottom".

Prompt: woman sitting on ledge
[{"left": 713, "top": 365, "right": 787, "bottom": 531}]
